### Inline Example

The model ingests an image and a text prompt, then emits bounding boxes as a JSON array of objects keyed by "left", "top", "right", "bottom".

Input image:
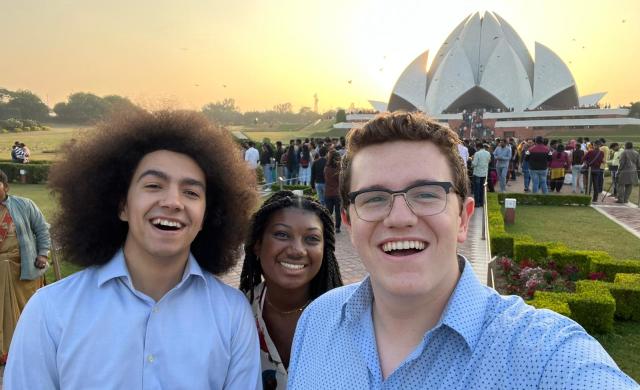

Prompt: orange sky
[{"left": 1, "top": 0, "right": 638, "bottom": 112}]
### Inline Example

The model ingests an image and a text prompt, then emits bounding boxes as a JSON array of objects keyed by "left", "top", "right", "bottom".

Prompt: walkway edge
[{"left": 592, "top": 205, "right": 640, "bottom": 240}]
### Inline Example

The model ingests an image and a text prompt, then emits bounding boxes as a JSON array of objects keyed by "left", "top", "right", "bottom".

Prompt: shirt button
[
  {"left": 147, "top": 355, "right": 155, "bottom": 363},
  {"left": 152, "top": 306, "right": 159, "bottom": 313}
]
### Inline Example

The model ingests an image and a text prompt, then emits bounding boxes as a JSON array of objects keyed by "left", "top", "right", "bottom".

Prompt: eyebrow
[
  {"left": 354, "top": 179, "right": 439, "bottom": 193},
  {"left": 136, "top": 169, "right": 206, "bottom": 190},
  {"left": 273, "top": 223, "right": 322, "bottom": 231}
]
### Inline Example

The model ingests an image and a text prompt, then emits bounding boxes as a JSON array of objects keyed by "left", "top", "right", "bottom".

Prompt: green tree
[
  {"left": 54, "top": 93, "right": 109, "bottom": 123},
  {"left": 629, "top": 101, "right": 640, "bottom": 118},
  {"left": 202, "top": 98, "right": 243, "bottom": 125},
  {"left": 335, "top": 109, "right": 347, "bottom": 123},
  {"left": 0, "top": 89, "right": 49, "bottom": 120}
]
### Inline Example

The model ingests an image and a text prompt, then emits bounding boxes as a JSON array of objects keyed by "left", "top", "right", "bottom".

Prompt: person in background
[
  {"left": 525, "top": 136, "right": 552, "bottom": 194},
  {"left": 470, "top": 142, "right": 490, "bottom": 207},
  {"left": 310, "top": 147, "right": 328, "bottom": 205},
  {"left": 570, "top": 142, "right": 585, "bottom": 194},
  {"left": 493, "top": 139, "right": 512, "bottom": 193},
  {"left": 323, "top": 150, "right": 341, "bottom": 233},
  {"left": 0, "top": 169, "right": 50, "bottom": 365},
  {"left": 549, "top": 144, "right": 570, "bottom": 192},
  {"left": 5, "top": 111, "right": 261, "bottom": 388},
  {"left": 239, "top": 191, "right": 343, "bottom": 390},
  {"left": 287, "top": 140, "right": 299, "bottom": 185},
  {"left": 520, "top": 139, "right": 533, "bottom": 192},
  {"left": 261, "top": 142, "right": 275, "bottom": 186},
  {"left": 608, "top": 143, "right": 621, "bottom": 198},
  {"left": 245, "top": 141, "right": 260, "bottom": 174},
  {"left": 582, "top": 140, "right": 605, "bottom": 202},
  {"left": 10, "top": 142, "right": 20, "bottom": 163},
  {"left": 616, "top": 142, "right": 640, "bottom": 204}
]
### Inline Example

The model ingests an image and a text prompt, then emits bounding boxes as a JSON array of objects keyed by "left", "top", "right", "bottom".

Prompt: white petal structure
[{"left": 388, "top": 11, "right": 579, "bottom": 114}]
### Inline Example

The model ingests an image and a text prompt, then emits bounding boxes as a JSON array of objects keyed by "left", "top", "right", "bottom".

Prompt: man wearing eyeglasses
[{"left": 287, "top": 112, "right": 636, "bottom": 389}]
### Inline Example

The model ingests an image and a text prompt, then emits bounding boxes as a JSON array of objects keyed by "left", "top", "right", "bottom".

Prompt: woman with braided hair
[{"left": 240, "top": 191, "right": 343, "bottom": 390}]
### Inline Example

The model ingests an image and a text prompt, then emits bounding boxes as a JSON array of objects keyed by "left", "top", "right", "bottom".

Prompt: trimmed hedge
[
  {"left": 591, "top": 257, "right": 640, "bottom": 282},
  {"left": 0, "top": 162, "right": 50, "bottom": 184},
  {"left": 548, "top": 249, "right": 592, "bottom": 280},
  {"left": 571, "top": 281, "right": 616, "bottom": 334},
  {"left": 529, "top": 291, "right": 572, "bottom": 317},
  {"left": 514, "top": 242, "right": 548, "bottom": 261},
  {"left": 497, "top": 192, "right": 591, "bottom": 206},
  {"left": 610, "top": 273, "right": 640, "bottom": 321}
]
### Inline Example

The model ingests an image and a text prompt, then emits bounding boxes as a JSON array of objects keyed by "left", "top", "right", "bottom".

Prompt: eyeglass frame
[{"left": 347, "top": 180, "right": 459, "bottom": 222}]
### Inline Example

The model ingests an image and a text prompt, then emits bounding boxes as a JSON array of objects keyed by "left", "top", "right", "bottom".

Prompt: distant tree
[
  {"left": 0, "top": 89, "right": 49, "bottom": 120},
  {"left": 202, "top": 98, "right": 243, "bottom": 125},
  {"left": 335, "top": 109, "right": 347, "bottom": 123},
  {"left": 629, "top": 101, "right": 640, "bottom": 118},
  {"left": 103, "top": 95, "right": 145, "bottom": 116},
  {"left": 273, "top": 102, "right": 293, "bottom": 114},
  {"left": 54, "top": 92, "right": 110, "bottom": 123}
]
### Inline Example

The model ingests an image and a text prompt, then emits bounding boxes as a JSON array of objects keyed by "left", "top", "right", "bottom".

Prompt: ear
[
  {"left": 118, "top": 200, "right": 128, "bottom": 222},
  {"left": 457, "top": 196, "right": 475, "bottom": 243},
  {"left": 340, "top": 207, "right": 351, "bottom": 229}
]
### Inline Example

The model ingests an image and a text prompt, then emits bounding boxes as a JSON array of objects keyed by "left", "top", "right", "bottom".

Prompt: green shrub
[
  {"left": 497, "top": 193, "right": 591, "bottom": 206},
  {"left": 491, "top": 234, "right": 514, "bottom": 257},
  {"left": 529, "top": 291, "right": 572, "bottom": 317},
  {"left": 570, "top": 281, "right": 616, "bottom": 334},
  {"left": 609, "top": 273, "right": 640, "bottom": 321},
  {"left": 615, "top": 273, "right": 640, "bottom": 285},
  {"left": 548, "top": 249, "right": 592, "bottom": 279},
  {"left": 591, "top": 256, "right": 640, "bottom": 282},
  {"left": 0, "top": 162, "right": 50, "bottom": 184},
  {"left": 514, "top": 242, "right": 548, "bottom": 261}
]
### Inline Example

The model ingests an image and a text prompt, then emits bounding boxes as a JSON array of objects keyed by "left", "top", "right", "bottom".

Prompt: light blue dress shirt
[
  {"left": 4, "top": 249, "right": 261, "bottom": 389},
  {"left": 288, "top": 258, "right": 638, "bottom": 389},
  {"left": 493, "top": 145, "right": 512, "bottom": 168},
  {"left": 471, "top": 149, "right": 491, "bottom": 178}
]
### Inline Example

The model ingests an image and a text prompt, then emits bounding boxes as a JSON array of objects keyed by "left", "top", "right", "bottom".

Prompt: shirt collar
[
  {"left": 97, "top": 248, "right": 206, "bottom": 288},
  {"left": 342, "top": 255, "right": 490, "bottom": 350}
]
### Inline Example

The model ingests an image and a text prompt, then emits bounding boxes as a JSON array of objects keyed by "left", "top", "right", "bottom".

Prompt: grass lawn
[
  {"left": 504, "top": 205, "right": 640, "bottom": 260},
  {"left": 594, "top": 321, "right": 640, "bottom": 382},
  {"left": 0, "top": 123, "right": 90, "bottom": 161}
]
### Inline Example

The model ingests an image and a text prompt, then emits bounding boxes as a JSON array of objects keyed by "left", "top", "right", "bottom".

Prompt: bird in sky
[
  {"left": 347, "top": 80, "right": 352, "bottom": 84},
  {"left": 222, "top": 84, "right": 227, "bottom": 88}
]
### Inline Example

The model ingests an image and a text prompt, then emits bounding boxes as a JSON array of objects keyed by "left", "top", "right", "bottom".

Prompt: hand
[{"left": 34, "top": 255, "right": 48, "bottom": 269}]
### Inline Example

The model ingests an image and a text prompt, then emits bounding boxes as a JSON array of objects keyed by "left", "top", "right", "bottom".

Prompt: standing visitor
[
  {"left": 616, "top": 142, "right": 640, "bottom": 204},
  {"left": 261, "top": 143, "right": 275, "bottom": 185},
  {"left": 525, "top": 136, "right": 552, "bottom": 194},
  {"left": 310, "top": 147, "right": 328, "bottom": 205},
  {"left": 470, "top": 143, "right": 490, "bottom": 207},
  {"left": 521, "top": 139, "right": 533, "bottom": 192},
  {"left": 571, "top": 143, "right": 585, "bottom": 193},
  {"left": 323, "top": 150, "right": 341, "bottom": 233},
  {"left": 582, "top": 140, "right": 605, "bottom": 202},
  {"left": 608, "top": 143, "right": 622, "bottom": 198},
  {"left": 493, "top": 139, "right": 511, "bottom": 193},
  {"left": 5, "top": 111, "right": 261, "bottom": 388},
  {"left": 298, "top": 144, "right": 312, "bottom": 186},
  {"left": 549, "top": 144, "right": 570, "bottom": 192},
  {"left": 245, "top": 141, "right": 260, "bottom": 173},
  {"left": 0, "top": 170, "right": 50, "bottom": 365}
]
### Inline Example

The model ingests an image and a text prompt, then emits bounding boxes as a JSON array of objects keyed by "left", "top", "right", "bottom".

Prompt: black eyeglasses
[{"left": 347, "top": 181, "right": 457, "bottom": 222}]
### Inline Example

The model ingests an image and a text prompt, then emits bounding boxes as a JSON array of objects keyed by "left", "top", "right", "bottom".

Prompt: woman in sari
[{"left": 0, "top": 169, "right": 50, "bottom": 364}]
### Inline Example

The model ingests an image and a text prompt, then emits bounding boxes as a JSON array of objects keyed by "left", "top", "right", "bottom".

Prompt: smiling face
[
  {"left": 254, "top": 207, "right": 324, "bottom": 292},
  {"left": 119, "top": 150, "right": 206, "bottom": 265},
  {"left": 343, "top": 140, "right": 474, "bottom": 300}
]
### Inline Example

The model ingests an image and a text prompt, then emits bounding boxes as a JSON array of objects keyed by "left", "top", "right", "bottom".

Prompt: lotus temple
[{"left": 337, "top": 11, "right": 640, "bottom": 139}]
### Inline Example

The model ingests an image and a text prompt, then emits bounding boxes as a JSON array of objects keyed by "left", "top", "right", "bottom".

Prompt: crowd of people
[
  {"left": 0, "top": 111, "right": 637, "bottom": 388},
  {"left": 464, "top": 135, "right": 640, "bottom": 206}
]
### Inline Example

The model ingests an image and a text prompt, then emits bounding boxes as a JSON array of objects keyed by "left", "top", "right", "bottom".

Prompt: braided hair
[{"left": 239, "top": 191, "right": 343, "bottom": 302}]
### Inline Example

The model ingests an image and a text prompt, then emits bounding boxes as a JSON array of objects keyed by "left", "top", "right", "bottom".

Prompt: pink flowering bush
[{"left": 495, "top": 257, "right": 583, "bottom": 299}]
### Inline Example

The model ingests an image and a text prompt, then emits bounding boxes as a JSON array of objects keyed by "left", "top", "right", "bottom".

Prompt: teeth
[
  {"left": 151, "top": 218, "right": 183, "bottom": 228},
  {"left": 280, "top": 262, "right": 305, "bottom": 270},
  {"left": 382, "top": 240, "right": 426, "bottom": 253}
]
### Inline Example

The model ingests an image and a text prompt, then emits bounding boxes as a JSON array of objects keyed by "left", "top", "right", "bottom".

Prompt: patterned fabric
[
  {"left": 289, "top": 258, "right": 638, "bottom": 389},
  {"left": 250, "top": 282, "right": 288, "bottom": 390}
]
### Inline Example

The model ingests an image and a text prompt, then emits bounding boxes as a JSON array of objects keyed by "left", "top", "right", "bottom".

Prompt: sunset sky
[{"left": 1, "top": 0, "right": 638, "bottom": 113}]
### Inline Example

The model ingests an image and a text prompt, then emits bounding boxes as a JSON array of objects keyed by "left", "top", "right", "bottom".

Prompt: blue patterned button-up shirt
[{"left": 289, "top": 259, "right": 638, "bottom": 389}]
